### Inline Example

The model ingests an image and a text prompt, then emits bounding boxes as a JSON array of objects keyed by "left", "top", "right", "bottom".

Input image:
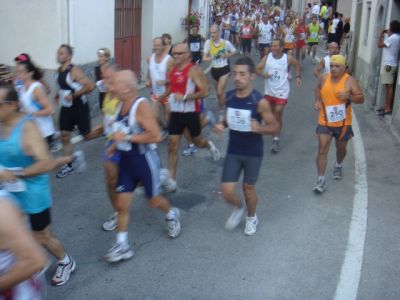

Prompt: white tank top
[
  {"left": 149, "top": 53, "right": 171, "bottom": 97},
  {"left": 264, "top": 53, "right": 290, "bottom": 99},
  {"left": 323, "top": 55, "right": 330, "bottom": 74},
  {"left": 19, "top": 82, "right": 55, "bottom": 138},
  {"left": 258, "top": 22, "right": 273, "bottom": 44}
]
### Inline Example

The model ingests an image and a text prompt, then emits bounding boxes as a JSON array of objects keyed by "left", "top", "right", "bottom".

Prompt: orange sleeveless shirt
[{"left": 319, "top": 73, "right": 352, "bottom": 127}]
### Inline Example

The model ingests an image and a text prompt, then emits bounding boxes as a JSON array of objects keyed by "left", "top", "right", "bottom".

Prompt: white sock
[
  {"left": 273, "top": 136, "right": 280, "bottom": 141},
  {"left": 335, "top": 161, "right": 342, "bottom": 167},
  {"left": 247, "top": 215, "right": 257, "bottom": 220},
  {"left": 189, "top": 144, "right": 195, "bottom": 148},
  {"left": 166, "top": 209, "right": 176, "bottom": 220},
  {"left": 318, "top": 175, "right": 325, "bottom": 182},
  {"left": 59, "top": 254, "right": 70, "bottom": 264},
  {"left": 116, "top": 232, "right": 128, "bottom": 246}
]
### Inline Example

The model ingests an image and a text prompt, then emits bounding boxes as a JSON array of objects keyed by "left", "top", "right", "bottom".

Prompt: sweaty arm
[
  {"left": 0, "top": 199, "right": 46, "bottom": 291},
  {"left": 252, "top": 98, "right": 279, "bottom": 134},
  {"left": 157, "top": 58, "right": 175, "bottom": 100},
  {"left": 71, "top": 66, "right": 95, "bottom": 97},
  {"left": 130, "top": 100, "right": 162, "bottom": 144},
  {"left": 346, "top": 77, "right": 364, "bottom": 104},
  {"left": 314, "top": 74, "right": 327, "bottom": 110},
  {"left": 186, "top": 66, "right": 209, "bottom": 99},
  {"left": 19, "top": 121, "right": 54, "bottom": 177},
  {"left": 256, "top": 55, "right": 269, "bottom": 78},
  {"left": 32, "top": 86, "right": 53, "bottom": 116},
  {"left": 288, "top": 55, "right": 302, "bottom": 86}
]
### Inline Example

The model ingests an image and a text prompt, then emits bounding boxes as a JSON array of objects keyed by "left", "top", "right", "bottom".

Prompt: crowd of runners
[{"left": 0, "top": 0, "right": 364, "bottom": 298}]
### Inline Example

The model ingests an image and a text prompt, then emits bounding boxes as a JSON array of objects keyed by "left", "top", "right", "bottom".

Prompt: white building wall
[
  {"left": 69, "top": 0, "right": 115, "bottom": 65},
  {"left": 0, "top": 0, "right": 66, "bottom": 69}
]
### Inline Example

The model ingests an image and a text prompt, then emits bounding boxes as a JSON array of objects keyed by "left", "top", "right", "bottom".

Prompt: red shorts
[
  {"left": 296, "top": 40, "right": 306, "bottom": 49},
  {"left": 265, "top": 95, "right": 288, "bottom": 105}
]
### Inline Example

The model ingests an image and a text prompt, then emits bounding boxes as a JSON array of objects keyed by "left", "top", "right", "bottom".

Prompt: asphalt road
[{"left": 46, "top": 50, "right": 400, "bottom": 300}]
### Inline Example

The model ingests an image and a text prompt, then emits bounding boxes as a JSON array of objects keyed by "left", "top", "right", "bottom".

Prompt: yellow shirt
[{"left": 102, "top": 92, "right": 120, "bottom": 138}]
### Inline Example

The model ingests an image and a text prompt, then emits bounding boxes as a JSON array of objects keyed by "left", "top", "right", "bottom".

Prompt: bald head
[{"left": 110, "top": 70, "right": 138, "bottom": 100}]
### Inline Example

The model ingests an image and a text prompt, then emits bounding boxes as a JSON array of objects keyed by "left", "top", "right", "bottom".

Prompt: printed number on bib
[
  {"left": 310, "top": 32, "right": 318, "bottom": 39},
  {"left": 326, "top": 104, "right": 346, "bottom": 123},
  {"left": 227, "top": 108, "right": 252, "bottom": 132},
  {"left": 190, "top": 42, "right": 201, "bottom": 52},
  {"left": 286, "top": 34, "right": 295, "bottom": 43},
  {"left": 299, "top": 33, "right": 306, "bottom": 40}
]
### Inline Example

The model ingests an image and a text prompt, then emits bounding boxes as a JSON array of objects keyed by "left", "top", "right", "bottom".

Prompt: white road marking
[{"left": 334, "top": 112, "right": 368, "bottom": 300}]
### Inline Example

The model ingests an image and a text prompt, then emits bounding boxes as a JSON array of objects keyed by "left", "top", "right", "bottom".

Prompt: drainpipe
[{"left": 67, "top": 0, "right": 75, "bottom": 47}]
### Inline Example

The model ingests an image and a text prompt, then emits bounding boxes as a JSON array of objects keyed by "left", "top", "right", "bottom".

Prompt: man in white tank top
[
  {"left": 256, "top": 39, "right": 302, "bottom": 153},
  {"left": 146, "top": 37, "right": 173, "bottom": 137},
  {"left": 314, "top": 42, "right": 340, "bottom": 77}
]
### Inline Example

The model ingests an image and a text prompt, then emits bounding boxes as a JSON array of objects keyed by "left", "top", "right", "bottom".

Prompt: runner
[
  {"left": 146, "top": 37, "right": 173, "bottom": 136},
  {"left": 183, "top": 25, "right": 205, "bottom": 64},
  {"left": 257, "top": 13, "right": 275, "bottom": 58},
  {"left": 215, "top": 57, "right": 278, "bottom": 235},
  {"left": 103, "top": 70, "right": 181, "bottom": 263},
  {"left": 307, "top": 16, "right": 323, "bottom": 64},
  {"left": 314, "top": 42, "right": 340, "bottom": 77},
  {"left": 0, "top": 191, "right": 47, "bottom": 298},
  {"left": 94, "top": 48, "right": 111, "bottom": 111},
  {"left": 163, "top": 43, "right": 221, "bottom": 192},
  {"left": 15, "top": 60, "right": 56, "bottom": 148},
  {"left": 282, "top": 16, "right": 296, "bottom": 55},
  {"left": 295, "top": 16, "right": 307, "bottom": 65},
  {"left": 55, "top": 44, "right": 96, "bottom": 178},
  {"left": 313, "top": 55, "right": 364, "bottom": 193},
  {"left": 203, "top": 24, "right": 236, "bottom": 113},
  {"left": 256, "top": 39, "right": 302, "bottom": 154},
  {"left": 0, "top": 85, "right": 81, "bottom": 286},
  {"left": 222, "top": 11, "right": 232, "bottom": 41}
]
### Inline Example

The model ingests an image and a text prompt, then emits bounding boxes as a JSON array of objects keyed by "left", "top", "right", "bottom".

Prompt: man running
[
  {"left": 257, "top": 13, "right": 275, "bottom": 58},
  {"left": 215, "top": 57, "right": 278, "bottom": 235},
  {"left": 314, "top": 42, "right": 340, "bottom": 77},
  {"left": 307, "top": 16, "right": 322, "bottom": 64},
  {"left": 313, "top": 55, "right": 364, "bottom": 193},
  {"left": 146, "top": 37, "right": 173, "bottom": 136},
  {"left": 103, "top": 70, "right": 181, "bottom": 263},
  {"left": 164, "top": 43, "right": 221, "bottom": 192},
  {"left": 256, "top": 39, "right": 302, "bottom": 153},
  {"left": 203, "top": 25, "right": 236, "bottom": 114},
  {"left": 0, "top": 85, "right": 80, "bottom": 286},
  {"left": 56, "top": 44, "right": 95, "bottom": 178}
]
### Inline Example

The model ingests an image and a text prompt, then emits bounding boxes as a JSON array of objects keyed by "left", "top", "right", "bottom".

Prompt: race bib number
[
  {"left": 326, "top": 104, "right": 346, "bottom": 123},
  {"left": 269, "top": 70, "right": 282, "bottom": 82},
  {"left": 299, "top": 33, "right": 306, "bottom": 40},
  {"left": 310, "top": 32, "right": 318, "bottom": 39},
  {"left": 59, "top": 90, "right": 72, "bottom": 107},
  {"left": 154, "top": 83, "right": 165, "bottom": 96},
  {"left": 112, "top": 121, "right": 132, "bottom": 151},
  {"left": 96, "top": 80, "right": 107, "bottom": 93},
  {"left": 0, "top": 168, "right": 26, "bottom": 192},
  {"left": 190, "top": 42, "right": 201, "bottom": 52},
  {"left": 213, "top": 58, "right": 224, "bottom": 68},
  {"left": 286, "top": 34, "right": 295, "bottom": 43},
  {"left": 227, "top": 108, "right": 252, "bottom": 132}
]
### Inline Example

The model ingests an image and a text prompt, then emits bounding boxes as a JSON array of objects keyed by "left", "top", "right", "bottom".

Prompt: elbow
[{"left": 154, "top": 132, "right": 162, "bottom": 144}]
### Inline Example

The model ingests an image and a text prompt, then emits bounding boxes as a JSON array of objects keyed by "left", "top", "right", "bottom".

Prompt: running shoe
[
  {"left": 333, "top": 164, "right": 343, "bottom": 180},
  {"left": 51, "top": 255, "right": 76, "bottom": 286},
  {"left": 56, "top": 164, "right": 74, "bottom": 178},
  {"left": 225, "top": 206, "right": 246, "bottom": 230},
  {"left": 208, "top": 141, "right": 221, "bottom": 161},
  {"left": 270, "top": 139, "right": 280, "bottom": 154},
  {"left": 313, "top": 178, "right": 326, "bottom": 193},
  {"left": 103, "top": 243, "right": 134, "bottom": 263},
  {"left": 72, "top": 150, "right": 87, "bottom": 173},
  {"left": 244, "top": 216, "right": 259, "bottom": 236},
  {"left": 181, "top": 145, "right": 198, "bottom": 156},
  {"left": 162, "top": 178, "right": 177, "bottom": 193},
  {"left": 102, "top": 212, "right": 118, "bottom": 231},
  {"left": 166, "top": 207, "right": 181, "bottom": 238},
  {"left": 160, "top": 168, "right": 170, "bottom": 186}
]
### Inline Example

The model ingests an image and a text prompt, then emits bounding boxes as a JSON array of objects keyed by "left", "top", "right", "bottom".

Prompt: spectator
[
  {"left": 335, "top": 13, "right": 344, "bottom": 46},
  {"left": 377, "top": 20, "right": 400, "bottom": 116},
  {"left": 312, "top": 1, "right": 320, "bottom": 19},
  {"left": 340, "top": 17, "right": 351, "bottom": 57}
]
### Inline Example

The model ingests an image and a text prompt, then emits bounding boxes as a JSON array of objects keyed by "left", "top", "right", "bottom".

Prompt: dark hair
[
  {"left": 334, "top": 12, "right": 339, "bottom": 18},
  {"left": 272, "top": 38, "right": 284, "bottom": 48},
  {"left": 14, "top": 53, "right": 31, "bottom": 63},
  {"left": 234, "top": 56, "right": 255, "bottom": 73},
  {"left": 390, "top": 20, "right": 400, "bottom": 34},
  {"left": 17, "top": 60, "right": 43, "bottom": 80},
  {"left": 60, "top": 44, "right": 73, "bottom": 56},
  {"left": 0, "top": 84, "right": 19, "bottom": 103}
]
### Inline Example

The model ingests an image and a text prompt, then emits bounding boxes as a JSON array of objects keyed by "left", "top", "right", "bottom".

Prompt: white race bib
[
  {"left": 112, "top": 122, "right": 132, "bottom": 151},
  {"left": 310, "top": 32, "right": 318, "bottom": 39},
  {"left": 0, "top": 168, "right": 26, "bottom": 192},
  {"left": 59, "top": 90, "right": 72, "bottom": 107},
  {"left": 227, "top": 108, "right": 252, "bottom": 132},
  {"left": 96, "top": 80, "right": 107, "bottom": 93},
  {"left": 190, "top": 42, "right": 201, "bottom": 52},
  {"left": 285, "top": 34, "right": 295, "bottom": 43},
  {"left": 300, "top": 33, "right": 306, "bottom": 40},
  {"left": 326, "top": 104, "right": 346, "bottom": 123}
]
